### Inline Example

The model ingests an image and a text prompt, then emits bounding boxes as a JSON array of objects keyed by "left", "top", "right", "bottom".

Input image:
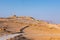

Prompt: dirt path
[{"left": 0, "top": 33, "right": 20, "bottom": 40}]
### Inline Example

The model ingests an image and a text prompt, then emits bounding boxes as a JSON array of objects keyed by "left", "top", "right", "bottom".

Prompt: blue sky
[{"left": 0, "top": 0, "right": 60, "bottom": 23}]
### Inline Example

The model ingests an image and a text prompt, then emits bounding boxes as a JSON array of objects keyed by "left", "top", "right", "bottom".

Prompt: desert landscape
[
  {"left": 0, "top": 0, "right": 60, "bottom": 40},
  {"left": 0, "top": 15, "right": 60, "bottom": 40}
]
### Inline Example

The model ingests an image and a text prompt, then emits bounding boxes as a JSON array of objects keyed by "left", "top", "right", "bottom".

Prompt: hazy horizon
[{"left": 0, "top": 0, "right": 60, "bottom": 24}]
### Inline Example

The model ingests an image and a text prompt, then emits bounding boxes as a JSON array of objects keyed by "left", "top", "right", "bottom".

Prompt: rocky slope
[{"left": 0, "top": 15, "right": 60, "bottom": 40}]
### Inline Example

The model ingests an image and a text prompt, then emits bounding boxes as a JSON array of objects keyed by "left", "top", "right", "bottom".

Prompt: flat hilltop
[{"left": 0, "top": 15, "right": 60, "bottom": 40}]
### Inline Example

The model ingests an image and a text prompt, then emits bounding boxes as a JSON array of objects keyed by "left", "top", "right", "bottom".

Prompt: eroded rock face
[
  {"left": 7, "top": 34, "right": 31, "bottom": 40},
  {"left": 0, "top": 15, "right": 60, "bottom": 40}
]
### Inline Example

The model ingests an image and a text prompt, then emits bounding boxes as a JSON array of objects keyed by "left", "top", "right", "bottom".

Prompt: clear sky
[{"left": 0, "top": 0, "right": 60, "bottom": 24}]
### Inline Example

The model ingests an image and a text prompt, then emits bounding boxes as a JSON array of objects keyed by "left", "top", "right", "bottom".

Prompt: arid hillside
[{"left": 0, "top": 15, "right": 60, "bottom": 40}]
